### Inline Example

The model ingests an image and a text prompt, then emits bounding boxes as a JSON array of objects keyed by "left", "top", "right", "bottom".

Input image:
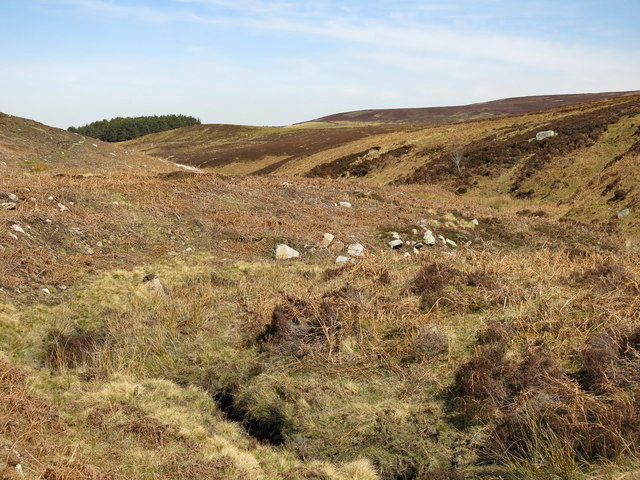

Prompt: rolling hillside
[
  {"left": 1, "top": 97, "right": 640, "bottom": 480},
  {"left": 126, "top": 93, "right": 640, "bottom": 236},
  {"left": 312, "top": 91, "right": 640, "bottom": 123}
]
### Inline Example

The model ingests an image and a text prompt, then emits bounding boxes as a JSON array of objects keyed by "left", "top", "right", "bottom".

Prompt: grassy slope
[{"left": 1, "top": 109, "right": 640, "bottom": 479}]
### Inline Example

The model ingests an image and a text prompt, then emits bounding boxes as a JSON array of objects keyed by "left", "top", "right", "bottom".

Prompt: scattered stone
[
  {"left": 7, "top": 193, "right": 18, "bottom": 202},
  {"left": 335, "top": 256, "right": 350, "bottom": 265},
  {"left": 92, "top": 143, "right": 98, "bottom": 147},
  {"left": 415, "top": 242, "right": 424, "bottom": 249},
  {"left": 282, "top": 181, "right": 292, "bottom": 188},
  {"left": 618, "top": 208, "right": 630, "bottom": 218},
  {"left": 535, "top": 130, "right": 556, "bottom": 141},
  {"left": 142, "top": 275, "right": 165, "bottom": 297},
  {"left": 446, "top": 239, "right": 457, "bottom": 248},
  {"left": 388, "top": 239, "right": 404, "bottom": 249},
  {"left": 48, "top": 196, "right": 54, "bottom": 200},
  {"left": 413, "top": 248, "right": 420, "bottom": 254},
  {"left": 41, "top": 288, "right": 51, "bottom": 295},
  {"left": 110, "top": 153, "right": 116, "bottom": 157},
  {"left": 276, "top": 244, "right": 300, "bottom": 260},
  {"left": 347, "top": 243, "right": 365, "bottom": 257},
  {"left": 322, "top": 233, "right": 335, "bottom": 247},
  {"left": 423, "top": 230, "right": 436, "bottom": 245},
  {"left": 57, "top": 203, "right": 68, "bottom": 212},
  {"left": 472, "top": 218, "right": 479, "bottom": 226},
  {"left": 339, "top": 201, "right": 352, "bottom": 208},
  {"left": 404, "top": 252, "right": 411, "bottom": 257},
  {"left": 10, "top": 224, "right": 25, "bottom": 235},
  {"left": 185, "top": 247, "right": 193, "bottom": 252},
  {"left": 96, "top": 241, "right": 104, "bottom": 247},
  {"left": 412, "top": 228, "right": 418, "bottom": 235},
  {"left": 8, "top": 233, "right": 18, "bottom": 240},
  {"left": 438, "top": 234, "right": 446, "bottom": 245},
  {"left": 85, "top": 246, "right": 94, "bottom": 255},
  {"left": 391, "top": 232, "right": 401, "bottom": 240},
  {"left": 45, "top": 218, "right": 52, "bottom": 223},
  {"left": 0, "top": 202, "right": 16, "bottom": 210}
]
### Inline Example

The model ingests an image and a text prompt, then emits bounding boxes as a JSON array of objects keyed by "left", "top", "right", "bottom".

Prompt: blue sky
[{"left": 1, "top": 0, "right": 639, "bottom": 128}]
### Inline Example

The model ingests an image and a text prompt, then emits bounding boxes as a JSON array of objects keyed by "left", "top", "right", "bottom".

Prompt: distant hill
[{"left": 311, "top": 91, "right": 640, "bottom": 124}]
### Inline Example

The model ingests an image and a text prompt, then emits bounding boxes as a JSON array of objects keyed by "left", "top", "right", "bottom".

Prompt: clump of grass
[
  {"left": 410, "top": 262, "right": 459, "bottom": 310},
  {"left": 44, "top": 329, "right": 105, "bottom": 369}
]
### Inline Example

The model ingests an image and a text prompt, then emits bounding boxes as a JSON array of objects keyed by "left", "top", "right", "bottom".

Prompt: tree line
[{"left": 68, "top": 114, "right": 201, "bottom": 142}]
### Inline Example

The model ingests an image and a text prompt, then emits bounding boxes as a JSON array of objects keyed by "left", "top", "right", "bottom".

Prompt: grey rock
[
  {"left": 0, "top": 202, "right": 16, "bottom": 210},
  {"left": 338, "top": 201, "right": 352, "bottom": 208},
  {"left": 618, "top": 208, "right": 630, "bottom": 218},
  {"left": 388, "top": 239, "right": 404, "bottom": 249},
  {"left": 423, "top": 230, "right": 436, "bottom": 245},
  {"left": 347, "top": 243, "right": 365, "bottom": 257},
  {"left": 536, "top": 130, "right": 556, "bottom": 141},
  {"left": 335, "top": 256, "right": 351, "bottom": 265}
]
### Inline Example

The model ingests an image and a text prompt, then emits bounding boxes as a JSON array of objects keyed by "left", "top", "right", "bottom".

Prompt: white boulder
[
  {"left": 423, "top": 230, "right": 436, "bottom": 245},
  {"left": 347, "top": 243, "right": 365, "bottom": 257},
  {"left": 276, "top": 244, "right": 300, "bottom": 260},
  {"left": 322, "top": 233, "right": 335, "bottom": 247},
  {"left": 388, "top": 239, "right": 404, "bottom": 249},
  {"left": 536, "top": 130, "right": 556, "bottom": 141}
]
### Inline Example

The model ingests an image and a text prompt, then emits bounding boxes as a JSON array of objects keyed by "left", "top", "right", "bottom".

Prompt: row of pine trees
[{"left": 68, "top": 114, "right": 201, "bottom": 142}]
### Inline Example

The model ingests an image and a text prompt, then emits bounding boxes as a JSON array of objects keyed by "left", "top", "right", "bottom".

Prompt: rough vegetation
[{"left": 1, "top": 93, "right": 640, "bottom": 479}]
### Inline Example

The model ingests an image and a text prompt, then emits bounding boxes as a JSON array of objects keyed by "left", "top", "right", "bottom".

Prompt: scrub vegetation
[{"left": 1, "top": 92, "right": 640, "bottom": 479}]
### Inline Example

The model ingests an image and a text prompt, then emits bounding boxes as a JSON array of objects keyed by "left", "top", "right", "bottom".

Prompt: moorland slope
[{"left": 0, "top": 98, "right": 639, "bottom": 480}]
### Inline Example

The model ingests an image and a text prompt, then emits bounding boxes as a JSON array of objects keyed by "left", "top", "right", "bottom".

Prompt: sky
[{"left": 1, "top": 0, "right": 639, "bottom": 128}]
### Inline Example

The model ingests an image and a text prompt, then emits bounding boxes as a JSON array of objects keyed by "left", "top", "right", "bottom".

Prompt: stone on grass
[
  {"left": 472, "top": 218, "right": 479, "bottom": 226},
  {"left": 446, "top": 239, "right": 457, "bottom": 248},
  {"left": 339, "top": 201, "right": 352, "bottom": 208},
  {"left": 322, "top": 233, "right": 335, "bottom": 247},
  {"left": 57, "top": 203, "right": 68, "bottom": 212},
  {"left": 142, "top": 274, "right": 166, "bottom": 298},
  {"left": 0, "top": 202, "right": 16, "bottom": 210},
  {"left": 423, "top": 230, "right": 436, "bottom": 245},
  {"left": 618, "top": 208, "right": 630, "bottom": 218},
  {"left": 276, "top": 244, "right": 300, "bottom": 260},
  {"left": 347, "top": 243, "right": 365, "bottom": 257},
  {"left": 388, "top": 239, "right": 404, "bottom": 249},
  {"left": 535, "top": 130, "right": 556, "bottom": 141},
  {"left": 335, "top": 256, "right": 350, "bottom": 265},
  {"left": 10, "top": 224, "right": 25, "bottom": 235}
]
